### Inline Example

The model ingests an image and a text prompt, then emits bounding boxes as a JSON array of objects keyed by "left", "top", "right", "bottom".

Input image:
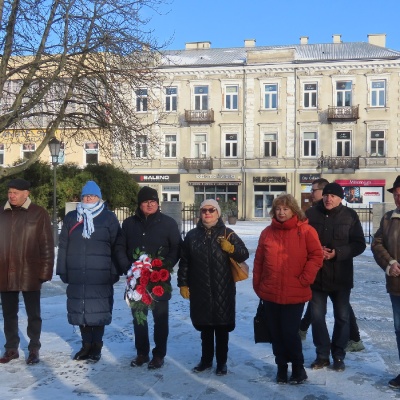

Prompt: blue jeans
[
  {"left": 390, "top": 294, "right": 400, "bottom": 360},
  {"left": 311, "top": 289, "right": 350, "bottom": 360}
]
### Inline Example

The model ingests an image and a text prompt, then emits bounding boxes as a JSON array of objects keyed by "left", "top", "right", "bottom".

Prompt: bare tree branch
[{"left": 0, "top": 0, "right": 170, "bottom": 177}]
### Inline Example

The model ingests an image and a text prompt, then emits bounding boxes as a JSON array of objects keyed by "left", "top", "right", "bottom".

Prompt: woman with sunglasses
[{"left": 178, "top": 199, "right": 249, "bottom": 376}]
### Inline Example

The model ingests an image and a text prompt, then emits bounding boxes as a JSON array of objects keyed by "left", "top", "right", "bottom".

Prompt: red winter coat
[{"left": 253, "top": 216, "right": 323, "bottom": 304}]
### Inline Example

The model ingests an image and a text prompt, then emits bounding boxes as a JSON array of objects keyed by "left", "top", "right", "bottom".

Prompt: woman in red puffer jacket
[{"left": 253, "top": 194, "right": 323, "bottom": 385}]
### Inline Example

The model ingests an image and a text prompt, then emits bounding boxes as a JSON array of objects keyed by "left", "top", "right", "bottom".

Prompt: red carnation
[
  {"left": 150, "top": 271, "right": 161, "bottom": 282},
  {"left": 160, "top": 269, "right": 169, "bottom": 281},
  {"left": 152, "top": 258, "right": 163, "bottom": 267},
  {"left": 142, "top": 292, "right": 152, "bottom": 305},
  {"left": 136, "top": 284, "right": 146, "bottom": 295},
  {"left": 152, "top": 285, "right": 164, "bottom": 297},
  {"left": 140, "top": 276, "right": 149, "bottom": 286},
  {"left": 141, "top": 268, "right": 151, "bottom": 279}
]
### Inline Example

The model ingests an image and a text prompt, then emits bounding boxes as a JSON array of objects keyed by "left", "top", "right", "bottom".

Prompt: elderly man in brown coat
[
  {"left": 372, "top": 175, "right": 400, "bottom": 389},
  {"left": 0, "top": 178, "right": 54, "bottom": 365}
]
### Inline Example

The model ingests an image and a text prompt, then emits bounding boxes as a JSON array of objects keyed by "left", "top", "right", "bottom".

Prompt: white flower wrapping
[{"left": 125, "top": 254, "right": 152, "bottom": 306}]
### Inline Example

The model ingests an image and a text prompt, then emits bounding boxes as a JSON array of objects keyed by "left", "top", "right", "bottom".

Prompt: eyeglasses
[
  {"left": 142, "top": 200, "right": 157, "bottom": 206},
  {"left": 201, "top": 208, "right": 217, "bottom": 214},
  {"left": 311, "top": 189, "right": 323, "bottom": 193},
  {"left": 82, "top": 195, "right": 98, "bottom": 200}
]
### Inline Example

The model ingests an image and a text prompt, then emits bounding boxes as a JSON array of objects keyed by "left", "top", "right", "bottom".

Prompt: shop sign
[
  {"left": 253, "top": 176, "right": 287, "bottom": 183},
  {"left": 132, "top": 174, "right": 180, "bottom": 183},
  {"left": 300, "top": 174, "right": 320, "bottom": 183},
  {"left": 335, "top": 179, "right": 385, "bottom": 187}
]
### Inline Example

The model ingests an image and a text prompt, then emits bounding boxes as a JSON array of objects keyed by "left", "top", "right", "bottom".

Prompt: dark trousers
[
  {"left": 311, "top": 288, "right": 351, "bottom": 360},
  {"left": 80, "top": 325, "right": 105, "bottom": 344},
  {"left": 199, "top": 326, "right": 229, "bottom": 366},
  {"left": 300, "top": 302, "right": 361, "bottom": 342},
  {"left": 132, "top": 300, "right": 169, "bottom": 358},
  {"left": 265, "top": 300, "right": 305, "bottom": 366},
  {"left": 1, "top": 291, "right": 42, "bottom": 351}
]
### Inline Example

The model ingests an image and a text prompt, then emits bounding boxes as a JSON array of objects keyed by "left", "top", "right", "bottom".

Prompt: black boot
[
  {"left": 289, "top": 364, "right": 307, "bottom": 384},
  {"left": 276, "top": 364, "right": 288, "bottom": 384},
  {"left": 89, "top": 342, "right": 103, "bottom": 362},
  {"left": 73, "top": 343, "right": 92, "bottom": 361}
]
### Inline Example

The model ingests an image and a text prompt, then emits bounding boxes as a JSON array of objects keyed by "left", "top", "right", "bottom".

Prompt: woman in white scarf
[{"left": 56, "top": 180, "right": 122, "bottom": 363}]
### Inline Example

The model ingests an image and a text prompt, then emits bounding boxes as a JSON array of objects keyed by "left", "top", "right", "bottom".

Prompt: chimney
[
  {"left": 332, "top": 34, "right": 342, "bottom": 44},
  {"left": 185, "top": 41, "right": 211, "bottom": 50},
  {"left": 368, "top": 33, "right": 386, "bottom": 47},
  {"left": 300, "top": 36, "right": 309, "bottom": 45},
  {"left": 244, "top": 39, "right": 256, "bottom": 48}
]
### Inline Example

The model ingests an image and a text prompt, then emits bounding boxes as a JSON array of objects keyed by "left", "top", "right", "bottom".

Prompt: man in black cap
[
  {"left": 372, "top": 175, "right": 400, "bottom": 388},
  {"left": 0, "top": 178, "right": 54, "bottom": 365},
  {"left": 306, "top": 182, "right": 366, "bottom": 372},
  {"left": 115, "top": 186, "right": 181, "bottom": 369}
]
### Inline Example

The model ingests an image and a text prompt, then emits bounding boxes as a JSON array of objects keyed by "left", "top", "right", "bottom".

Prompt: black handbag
[{"left": 253, "top": 299, "right": 272, "bottom": 343}]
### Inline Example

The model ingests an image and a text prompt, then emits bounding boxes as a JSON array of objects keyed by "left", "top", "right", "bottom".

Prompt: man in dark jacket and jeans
[
  {"left": 307, "top": 182, "right": 365, "bottom": 372},
  {"left": 0, "top": 178, "right": 54, "bottom": 365},
  {"left": 115, "top": 186, "right": 181, "bottom": 369}
]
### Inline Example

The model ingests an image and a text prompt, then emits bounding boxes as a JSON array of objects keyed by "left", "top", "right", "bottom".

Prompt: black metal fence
[
  {"left": 348, "top": 205, "right": 373, "bottom": 244},
  {"left": 181, "top": 204, "right": 199, "bottom": 238}
]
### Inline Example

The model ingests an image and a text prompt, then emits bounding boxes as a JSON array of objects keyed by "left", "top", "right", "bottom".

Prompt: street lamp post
[{"left": 48, "top": 138, "right": 61, "bottom": 246}]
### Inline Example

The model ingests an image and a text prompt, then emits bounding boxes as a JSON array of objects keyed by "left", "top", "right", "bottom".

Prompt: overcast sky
[{"left": 144, "top": 0, "right": 400, "bottom": 51}]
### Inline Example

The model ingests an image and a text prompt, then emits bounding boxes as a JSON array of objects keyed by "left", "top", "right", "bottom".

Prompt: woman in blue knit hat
[{"left": 56, "top": 180, "right": 122, "bottom": 362}]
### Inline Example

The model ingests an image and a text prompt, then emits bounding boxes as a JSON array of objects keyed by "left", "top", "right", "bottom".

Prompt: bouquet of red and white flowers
[{"left": 125, "top": 249, "right": 171, "bottom": 325}]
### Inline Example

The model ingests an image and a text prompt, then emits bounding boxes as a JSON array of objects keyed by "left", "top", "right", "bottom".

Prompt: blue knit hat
[{"left": 81, "top": 180, "right": 102, "bottom": 199}]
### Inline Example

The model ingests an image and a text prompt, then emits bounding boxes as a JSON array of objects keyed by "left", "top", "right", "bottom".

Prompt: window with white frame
[
  {"left": 370, "top": 80, "right": 386, "bottom": 107},
  {"left": 264, "top": 84, "right": 278, "bottom": 109},
  {"left": 263, "top": 133, "right": 277, "bottom": 157},
  {"left": 225, "top": 85, "right": 238, "bottom": 110},
  {"left": 135, "top": 135, "right": 148, "bottom": 157},
  {"left": 135, "top": 89, "right": 148, "bottom": 112},
  {"left": 370, "top": 131, "right": 385, "bottom": 157},
  {"left": 194, "top": 134, "right": 207, "bottom": 158},
  {"left": 224, "top": 133, "right": 238, "bottom": 157},
  {"left": 336, "top": 81, "right": 352, "bottom": 106},
  {"left": 194, "top": 86, "right": 208, "bottom": 110},
  {"left": 164, "top": 134, "right": 177, "bottom": 158},
  {"left": 165, "top": 87, "right": 177, "bottom": 111},
  {"left": 0, "top": 144, "right": 4, "bottom": 165},
  {"left": 303, "top": 83, "right": 317, "bottom": 108},
  {"left": 336, "top": 132, "right": 351, "bottom": 156},
  {"left": 22, "top": 142, "right": 35, "bottom": 160},
  {"left": 85, "top": 142, "right": 99, "bottom": 164},
  {"left": 303, "top": 132, "right": 317, "bottom": 157}
]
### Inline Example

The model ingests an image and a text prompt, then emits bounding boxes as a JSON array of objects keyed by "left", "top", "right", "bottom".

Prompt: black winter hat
[
  {"left": 137, "top": 186, "right": 159, "bottom": 204},
  {"left": 8, "top": 178, "right": 31, "bottom": 191},
  {"left": 388, "top": 175, "right": 400, "bottom": 193},
  {"left": 322, "top": 182, "right": 344, "bottom": 199}
]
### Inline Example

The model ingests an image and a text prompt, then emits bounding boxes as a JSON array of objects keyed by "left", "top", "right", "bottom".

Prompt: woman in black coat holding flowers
[
  {"left": 178, "top": 199, "right": 249, "bottom": 376},
  {"left": 56, "top": 181, "right": 121, "bottom": 362}
]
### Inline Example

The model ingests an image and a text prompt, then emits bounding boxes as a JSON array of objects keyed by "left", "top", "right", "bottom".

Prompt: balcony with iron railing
[
  {"left": 184, "top": 109, "right": 214, "bottom": 124},
  {"left": 183, "top": 157, "right": 213, "bottom": 171},
  {"left": 317, "top": 155, "right": 360, "bottom": 171},
  {"left": 327, "top": 105, "right": 359, "bottom": 121}
]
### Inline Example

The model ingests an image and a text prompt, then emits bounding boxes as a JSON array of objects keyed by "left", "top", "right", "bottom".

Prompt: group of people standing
[{"left": 1, "top": 176, "right": 400, "bottom": 390}]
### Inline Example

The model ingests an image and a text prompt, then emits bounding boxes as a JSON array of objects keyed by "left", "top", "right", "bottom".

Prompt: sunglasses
[{"left": 201, "top": 208, "right": 217, "bottom": 214}]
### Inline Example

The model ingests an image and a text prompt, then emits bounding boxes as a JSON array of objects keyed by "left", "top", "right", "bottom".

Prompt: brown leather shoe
[
  {"left": 130, "top": 354, "right": 150, "bottom": 367},
  {"left": 0, "top": 349, "right": 19, "bottom": 363},
  {"left": 26, "top": 349, "right": 40, "bottom": 365},
  {"left": 148, "top": 356, "right": 164, "bottom": 369}
]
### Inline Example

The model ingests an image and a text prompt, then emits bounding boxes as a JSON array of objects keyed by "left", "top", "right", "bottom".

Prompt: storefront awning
[{"left": 188, "top": 181, "right": 241, "bottom": 186}]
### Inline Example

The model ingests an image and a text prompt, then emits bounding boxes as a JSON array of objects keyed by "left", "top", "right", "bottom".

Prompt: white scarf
[{"left": 76, "top": 201, "right": 105, "bottom": 239}]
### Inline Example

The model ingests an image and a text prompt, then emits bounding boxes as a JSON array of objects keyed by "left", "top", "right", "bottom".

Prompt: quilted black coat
[
  {"left": 306, "top": 201, "right": 366, "bottom": 292},
  {"left": 56, "top": 207, "right": 121, "bottom": 326},
  {"left": 178, "top": 218, "right": 249, "bottom": 329}
]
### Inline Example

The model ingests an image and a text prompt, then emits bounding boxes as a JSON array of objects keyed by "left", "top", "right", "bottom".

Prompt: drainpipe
[
  {"left": 293, "top": 67, "right": 298, "bottom": 196},
  {"left": 241, "top": 65, "right": 247, "bottom": 220}
]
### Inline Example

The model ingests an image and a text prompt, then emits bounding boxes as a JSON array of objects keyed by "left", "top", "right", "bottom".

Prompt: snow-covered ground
[{"left": 0, "top": 220, "right": 399, "bottom": 400}]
